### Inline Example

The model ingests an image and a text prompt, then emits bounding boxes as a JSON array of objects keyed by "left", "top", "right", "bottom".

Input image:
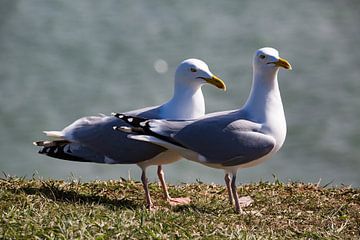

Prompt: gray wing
[
  {"left": 173, "top": 111, "right": 275, "bottom": 166},
  {"left": 146, "top": 109, "right": 237, "bottom": 138},
  {"left": 38, "top": 142, "right": 112, "bottom": 163},
  {"left": 59, "top": 106, "right": 167, "bottom": 164},
  {"left": 146, "top": 119, "right": 194, "bottom": 138}
]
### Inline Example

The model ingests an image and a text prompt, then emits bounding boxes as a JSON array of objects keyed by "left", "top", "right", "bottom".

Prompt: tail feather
[{"left": 43, "top": 131, "right": 64, "bottom": 139}]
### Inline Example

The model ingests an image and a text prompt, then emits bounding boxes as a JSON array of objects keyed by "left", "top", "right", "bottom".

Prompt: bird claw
[
  {"left": 238, "top": 196, "right": 253, "bottom": 207},
  {"left": 167, "top": 197, "right": 191, "bottom": 206}
]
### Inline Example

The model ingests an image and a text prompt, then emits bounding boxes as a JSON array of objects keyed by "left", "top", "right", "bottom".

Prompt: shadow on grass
[
  {"left": 172, "top": 203, "right": 229, "bottom": 215},
  {"left": 11, "top": 184, "right": 141, "bottom": 210}
]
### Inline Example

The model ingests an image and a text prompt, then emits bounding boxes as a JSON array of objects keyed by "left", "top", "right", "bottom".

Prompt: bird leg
[
  {"left": 230, "top": 174, "right": 242, "bottom": 213},
  {"left": 224, "top": 173, "right": 233, "bottom": 205},
  {"left": 157, "top": 165, "right": 171, "bottom": 200},
  {"left": 157, "top": 165, "right": 190, "bottom": 206},
  {"left": 141, "top": 170, "right": 153, "bottom": 210},
  {"left": 230, "top": 174, "right": 254, "bottom": 213}
]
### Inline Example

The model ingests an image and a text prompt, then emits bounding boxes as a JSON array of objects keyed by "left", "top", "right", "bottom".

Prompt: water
[{"left": 1, "top": 0, "right": 359, "bottom": 186}]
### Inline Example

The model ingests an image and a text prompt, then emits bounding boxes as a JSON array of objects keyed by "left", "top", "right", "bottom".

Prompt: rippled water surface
[{"left": 1, "top": 0, "right": 359, "bottom": 186}]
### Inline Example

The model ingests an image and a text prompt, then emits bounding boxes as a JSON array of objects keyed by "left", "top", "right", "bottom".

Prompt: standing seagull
[
  {"left": 33, "top": 59, "right": 226, "bottom": 209},
  {"left": 114, "top": 48, "right": 292, "bottom": 213}
]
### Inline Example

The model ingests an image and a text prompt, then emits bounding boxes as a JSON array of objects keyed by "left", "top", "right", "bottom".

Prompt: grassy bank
[{"left": 0, "top": 176, "right": 359, "bottom": 239}]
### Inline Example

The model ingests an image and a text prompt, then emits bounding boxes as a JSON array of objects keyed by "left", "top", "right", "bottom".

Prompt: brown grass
[{"left": 0, "top": 176, "right": 359, "bottom": 239}]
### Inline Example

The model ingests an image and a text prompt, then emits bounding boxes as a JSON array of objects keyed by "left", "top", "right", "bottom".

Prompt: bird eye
[
  {"left": 259, "top": 55, "right": 266, "bottom": 59},
  {"left": 190, "top": 68, "right": 197, "bottom": 72}
]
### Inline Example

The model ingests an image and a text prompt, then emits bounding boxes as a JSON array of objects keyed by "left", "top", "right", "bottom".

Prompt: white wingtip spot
[
  {"left": 112, "top": 112, "right": 124, "bottom": 118},
  {"left": 140, "top": 121, "right": 146, "bottom": 127},
  {"left": 127, "top": 118, "right": 133, "bottom": 123},
  {"left": 119, "top": 126, "right": 133, "bottom": 133},
  {"left": 112, "top": 126, "right": 118, "bottom": 130}
]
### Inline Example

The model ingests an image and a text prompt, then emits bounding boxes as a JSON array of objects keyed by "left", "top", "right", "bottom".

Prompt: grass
[{"left": 0, "top": 176, "right": 359, "bottom": 239}]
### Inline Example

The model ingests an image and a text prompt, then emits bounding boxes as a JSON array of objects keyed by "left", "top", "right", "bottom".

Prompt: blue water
[{"left": 1, "top": 0, "right": 359, "bottom": 186}]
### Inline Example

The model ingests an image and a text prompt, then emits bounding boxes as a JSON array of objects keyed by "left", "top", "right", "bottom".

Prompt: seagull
[
  {"left": 33, "top": 58, "right": 226, "bottom": 209},
  {"left": 113, "top": 47, "right": 292, "bottom": 213}
]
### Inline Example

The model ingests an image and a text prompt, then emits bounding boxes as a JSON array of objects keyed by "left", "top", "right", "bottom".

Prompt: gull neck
[
  {"left": 161, "top": 81, "right": 205, "bottom": 120},
  {"left": 242, "top": 67, "right": 287, "bottom": 151},
  {"left": 243, "top": 68, "right": 283, "bottom": 123}
]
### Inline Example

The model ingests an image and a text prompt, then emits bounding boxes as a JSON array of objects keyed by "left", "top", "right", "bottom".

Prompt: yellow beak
[
  {"left": 203, "top": 75, "right": 227, "bottom": 91},
  {"left": 274, "top": 57, "right": 292, "bottom": 70}
]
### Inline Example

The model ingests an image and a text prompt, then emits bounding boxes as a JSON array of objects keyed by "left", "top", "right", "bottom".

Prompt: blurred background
[{"left": 1, "top": 0, "right": 359, "bottom": 186}]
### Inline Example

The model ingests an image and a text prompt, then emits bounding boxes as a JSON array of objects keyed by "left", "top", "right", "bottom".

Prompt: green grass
[{"left": 0, "top": 176, "right": 359, "bottom": 239}]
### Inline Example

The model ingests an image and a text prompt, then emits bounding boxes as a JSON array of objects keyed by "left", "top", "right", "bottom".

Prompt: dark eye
[
  {"left": 259, "top": 55, "right": 266, "bottom": 59},
  {"left": 190, "top": 68, "right": 197, "bottom": 72}
]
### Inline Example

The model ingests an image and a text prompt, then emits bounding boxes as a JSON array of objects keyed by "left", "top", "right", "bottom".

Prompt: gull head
[
  {"left": 253, "top": 47, "right": 292, "bottom": 74},
  {"left": 175, "top": 59, "right": 226, "bottom": 90}
]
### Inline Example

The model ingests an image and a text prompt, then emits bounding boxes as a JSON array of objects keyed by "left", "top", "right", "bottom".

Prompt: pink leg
[
  {"left": 225, "top": 173, "right": 233, "bottom": 205},
  {"left": 157, "top": 165, "right": 171, "bottom": 200},
  {"left": 157, "top": 165, "right": 190, "bottom": 206},
  {"left": 230, "top": 174, "right": 242, "bottom": 213},
  {"left": 141, "top": 169, "right": 153, "bottom": 210},
  {"left": 230, "top": 173, "right": 254, "bottom": 213}
]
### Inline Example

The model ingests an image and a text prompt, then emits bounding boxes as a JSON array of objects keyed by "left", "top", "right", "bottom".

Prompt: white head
[
  {"left": 174, "top": 58, "right": 226, "bottom": 90},
  {"left": 253, "top": 47, "right": 292, "bottom": 76}
]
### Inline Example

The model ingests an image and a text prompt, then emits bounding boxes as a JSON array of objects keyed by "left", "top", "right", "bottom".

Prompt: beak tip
[
  {"left": 277, "top": 58, "right": 292, "bottom": 71},
  {"left": 208, "top": 75, "right": 227, "bottom": 91}
]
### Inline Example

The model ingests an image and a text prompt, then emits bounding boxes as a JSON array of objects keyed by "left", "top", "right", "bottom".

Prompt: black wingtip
[
  {"left": 37, "top": 145, "right": 92, "bottom": 163},
  {"left": 112, "top": 112, "right": 124, "bottom": 119},
  {"left": 34, "top": 141, "right": 49, "bottom": 146},
  {"left": 112, "top": 113, "right": 149, "bottom": 128},
  {"left": 113, "top": 114, "right": 185, "bottom": 148}
]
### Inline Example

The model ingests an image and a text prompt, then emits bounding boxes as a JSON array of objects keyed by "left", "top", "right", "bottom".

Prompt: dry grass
[{"left": 0, "top": 176, "right": 359, "bottom": 239}]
